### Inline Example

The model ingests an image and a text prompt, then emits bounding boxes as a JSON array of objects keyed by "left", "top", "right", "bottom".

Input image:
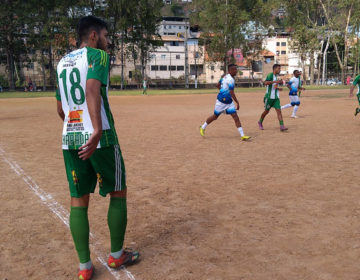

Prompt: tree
[
  {"left": 0, "top": 0, "right": 29, "bottom": 90},
  {"left": 193, "top": 0, "right": 273, "bottom": 71},
  {"left": 319, "top": 0, "right": 360, "bottom": 83},
  {"left": 283, "top": 0, "right": 325, "bottom": 85},
  {"left": 103, "top": 0, "right": 138, "bottom": 89},
  {"left": 127, "top": 0, "right": 163, "bottom": 80}
]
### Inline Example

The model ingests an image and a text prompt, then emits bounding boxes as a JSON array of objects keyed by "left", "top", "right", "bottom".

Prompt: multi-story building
[{"left": 263, "top": 33, "right": 314, "bottom": 80}]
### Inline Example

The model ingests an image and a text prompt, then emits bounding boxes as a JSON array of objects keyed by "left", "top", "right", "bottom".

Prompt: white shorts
[
  {"left": 214, "top": 100, "right": 236, "bottom": 116},
  {"left": 289, "top": 95, "right": 300, "bottom": 106}
]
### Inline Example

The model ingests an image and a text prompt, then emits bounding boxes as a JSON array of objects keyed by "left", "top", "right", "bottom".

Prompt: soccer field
[{"left": 1, "top": 88, "right": 360, "bottom": 280}]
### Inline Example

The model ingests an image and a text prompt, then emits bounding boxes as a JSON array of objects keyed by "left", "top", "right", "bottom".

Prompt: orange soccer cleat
[
  {"left": 78, "top": 265, "right": 94, "bottom": 280},
  {"left": 108, "top": 249, "right": 140, "bottom": 268}
]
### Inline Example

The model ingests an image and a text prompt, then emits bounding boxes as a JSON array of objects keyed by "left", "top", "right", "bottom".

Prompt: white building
[{"left": 263, "top": 36, "right": 312, "bottom": 79}]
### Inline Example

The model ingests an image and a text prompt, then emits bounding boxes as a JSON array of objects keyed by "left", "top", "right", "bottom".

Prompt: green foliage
[
  {"left": 110, "top": 75, "right": 128, "bottom": 86},
  {"left": 171, "top": 4, "right": 184, "bottom": 16},
  {"left": 0, "top": 74, "right": 9, "bottom": 87},
  {"left": 192, "top": 0, "right": 273, "bottom": 67}
]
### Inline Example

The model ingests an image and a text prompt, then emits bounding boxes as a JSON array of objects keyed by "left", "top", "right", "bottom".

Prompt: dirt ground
[{"left": 1, "top": 89, "right": 360, "bottom": 280}]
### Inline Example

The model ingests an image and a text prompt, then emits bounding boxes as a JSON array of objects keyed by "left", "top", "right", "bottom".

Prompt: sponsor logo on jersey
[{"left": 68, "top": 110, "right": 83, "bottom": 123}]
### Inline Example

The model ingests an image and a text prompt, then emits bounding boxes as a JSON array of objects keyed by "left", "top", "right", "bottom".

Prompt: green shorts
[
  {"left": 63, "top": 145, "right": 126, "bottom": 198},
  {"left": 264, "top": 97, "right": 281, "bottom": 110}
]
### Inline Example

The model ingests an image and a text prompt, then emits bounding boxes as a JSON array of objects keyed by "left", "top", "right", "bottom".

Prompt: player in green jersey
[
  {"left": 349, "top": 74, "right": 360, "bottom": 116},
  {"left": 258, "top": 64, "right": 288, "bottom": 131},
  {"left": 56, "top": 16, "right": 139, "bottom": 280}
]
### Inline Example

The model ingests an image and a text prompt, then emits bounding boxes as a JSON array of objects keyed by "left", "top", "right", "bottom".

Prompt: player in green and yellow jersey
[
  {"left": 56, "top": 16, "right": 139, "bottom": 280},
  {"left": 258, "top": 64, "right": 288, "bottom": 131},
  {"left": 349, "top": 74, "right": 360, "bottom": 116}
]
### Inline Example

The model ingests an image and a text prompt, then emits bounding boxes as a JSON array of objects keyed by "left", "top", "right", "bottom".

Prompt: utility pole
[
  {"left": 194, "top": 47, "right": 198, "bottom": 89},
  {"left": 169, "top": 52, "right": 172, "bottom": 79},
  {"left": 184, "top": 17, "right": 189, "bottom": 88},
  {"left": 121, "top": 33, "right": 124, "bottom": 90}
]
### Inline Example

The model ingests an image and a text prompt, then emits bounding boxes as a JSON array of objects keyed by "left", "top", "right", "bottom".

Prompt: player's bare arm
[
  {"left": 78, "top": 78, "right": 103, "bottom": 160},
  {"left": 230, "top": 90, "right": 240, "bottom": 110},
  {"left": 264, "top": 79, "right": 282, "bottom": 86},
  {"left": 57, "top": 100, "right": 65, "bottom": 121},
  {"left": 350, "top": 84, "right": 355, "bottom": 97}
]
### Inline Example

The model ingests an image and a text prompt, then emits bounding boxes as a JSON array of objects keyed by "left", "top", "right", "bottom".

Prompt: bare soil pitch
[{"left": 1, "top": 89, "right": 360, "bottom": 280}]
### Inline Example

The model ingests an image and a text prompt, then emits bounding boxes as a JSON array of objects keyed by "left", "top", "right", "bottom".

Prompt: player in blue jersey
[
  {"left": 199, "top": 64, "right": 250, "bottom": 140},
  {"left": 281, "top": 70, "right": 305, "bottom": 118}
]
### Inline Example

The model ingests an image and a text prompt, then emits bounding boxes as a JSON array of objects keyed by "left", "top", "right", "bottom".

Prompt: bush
[
  {"left": 0, "top": 74, "right": 9, "bottom": 87},
  {"left": 110, "top": 75, "right": 128, "bottom": 87},
  {"left": 15, "top": 79, "right": 25, "bottom": 87},
  {"left": 110, "top": 75, "right": 122, "bottom": 85}
]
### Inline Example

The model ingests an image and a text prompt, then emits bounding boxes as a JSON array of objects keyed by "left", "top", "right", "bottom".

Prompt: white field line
[{"left": 0, "top": 145, "right": 135, "bottom": 280}]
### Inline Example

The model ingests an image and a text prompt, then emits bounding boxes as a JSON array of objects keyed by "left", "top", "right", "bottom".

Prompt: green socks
[
  {"left": 70, "top": 206, "right": 90, "bottom": 264},
  {"left": 108, "top": 197, "right": 127, "bottom": 254},
  {"left": 69, "top": 198, "right": 127, "bottom": 264},
  {"left": 279, "top": 120, "right": 284, "bottom": 126},
  {"left": 259, "top": 118, "right": 264, "bottom": 123}
]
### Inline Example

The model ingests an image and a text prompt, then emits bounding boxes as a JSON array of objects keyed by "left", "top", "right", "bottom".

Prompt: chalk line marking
[{"left": 0, "top": 145, "right": 135, "bottom": 280}]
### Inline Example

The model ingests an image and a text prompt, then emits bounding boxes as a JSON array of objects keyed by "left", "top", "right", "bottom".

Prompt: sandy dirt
[{"left": 1, "top": 89, "right": 360, "bottom": 280}]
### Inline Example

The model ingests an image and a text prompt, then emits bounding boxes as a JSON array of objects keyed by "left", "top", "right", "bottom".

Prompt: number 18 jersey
[{"left": 56, "top": 47, "right": 118, "bottom": 150}]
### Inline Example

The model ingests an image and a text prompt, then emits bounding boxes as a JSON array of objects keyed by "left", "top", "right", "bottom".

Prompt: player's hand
[
  {"left": 78, "top": 130, "right": 102, "bottom": 160},
  {"left": 276, "top": 80, "right": 283, "bottom": 84},
  {"left": 236, "top": 102, "right": 240, "bottom": 110},
  {"left": 349, "top": 93, "right": 354, "bottom": 98}
]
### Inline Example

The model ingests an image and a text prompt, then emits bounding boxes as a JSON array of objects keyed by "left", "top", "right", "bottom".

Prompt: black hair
[
  {"left": 77, "top": 16, "right": 108, "bottom": 44},
  {"left": 228, "top": 63, "right": 237, "bottom": 69},
  {"left": 273, "top": 64, "right": 281, "bottom": 70},
  {"left": 293, "top": 70, "right": 299, "bottom": 74}
]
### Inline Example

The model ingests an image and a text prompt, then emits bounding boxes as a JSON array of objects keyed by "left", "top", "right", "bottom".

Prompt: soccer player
[
  {"left": 199, "top": 64, "right": 251, "bottom": 140},
  {"left": 142, "top": 77, "right": 147, "bottom": 95},
  {"left": 258, "top": 64, "right": 288, "bottom": 131},
  {"left": 56, "top": 16, "right": 139, "bottom": 280},
  {"left": 349, "top": 74, "right": 360, "bottom": 116},
  {"left": 281, "top": 70, "right": 305, "bottom": 118}
]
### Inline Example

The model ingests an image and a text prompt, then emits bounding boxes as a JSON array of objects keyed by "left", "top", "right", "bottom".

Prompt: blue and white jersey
[
  {"left": 217, "top": 74, "right": 235, "bottom": 104},
  {"left": 288, "top": 77, "right": 300, "bottom": 96}
]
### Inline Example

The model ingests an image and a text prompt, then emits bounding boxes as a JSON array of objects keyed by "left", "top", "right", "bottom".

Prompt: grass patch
[{"left": 0, "top": 85, "right": 350, "bottom": 99}]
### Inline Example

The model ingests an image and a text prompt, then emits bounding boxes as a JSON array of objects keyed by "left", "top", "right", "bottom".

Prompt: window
[
  {"left": 151, "top": 65, "right": 159, "bottom": 71},
  {"left": 281, "top": 51, "right": 286, "bottom": 55},
  {"left": 168, "top": 25, "right": 172, "bottom": 29},
  {"left": 211, "top": 66, "right": 215, "bottom": 71},
  {"left": 177, "top": 65, "right": 184, "bottom": 71},
  {"left": 161, "top": 54, "right": 166, "bottom": 60},
  {"left": 164, "top": 25, "right": 167, "bottom": 29},
  {"left": 160, "top": 65, "right": 167, "bottom": 71},
  {"left": 176, "top": 55, "right": 181, "bottom": 59},
  {"left": 276, "top": 51, "right": 280, "bottom": 56},
  {"left": 170, "top": 41, "right": 180, "bottom": 46},
  {"left": 281, "top": 42, "right": 286, "bottom": 46},
  {"left": 129, "top": 71, "right": 132, "bottom": 78},
  {"left": 179, "top": 26, "right": 182, "bottom": 29},
  {"left": 169, "top": 65, "right": 176, "bottom": 71},
  {"left": 276, "top": 42, "right": 280, "bottom": 46}
]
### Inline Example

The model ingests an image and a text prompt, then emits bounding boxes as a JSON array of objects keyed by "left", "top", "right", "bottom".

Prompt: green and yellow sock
[
  {"left": 108, "top": 197, "right": 127, "bottom": 256},
  {"left": 70, "top": 206, "right": 90, "bottom": 264},
  {"left": 279, "top": 120, "right": 284, "bottom": 126}
]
